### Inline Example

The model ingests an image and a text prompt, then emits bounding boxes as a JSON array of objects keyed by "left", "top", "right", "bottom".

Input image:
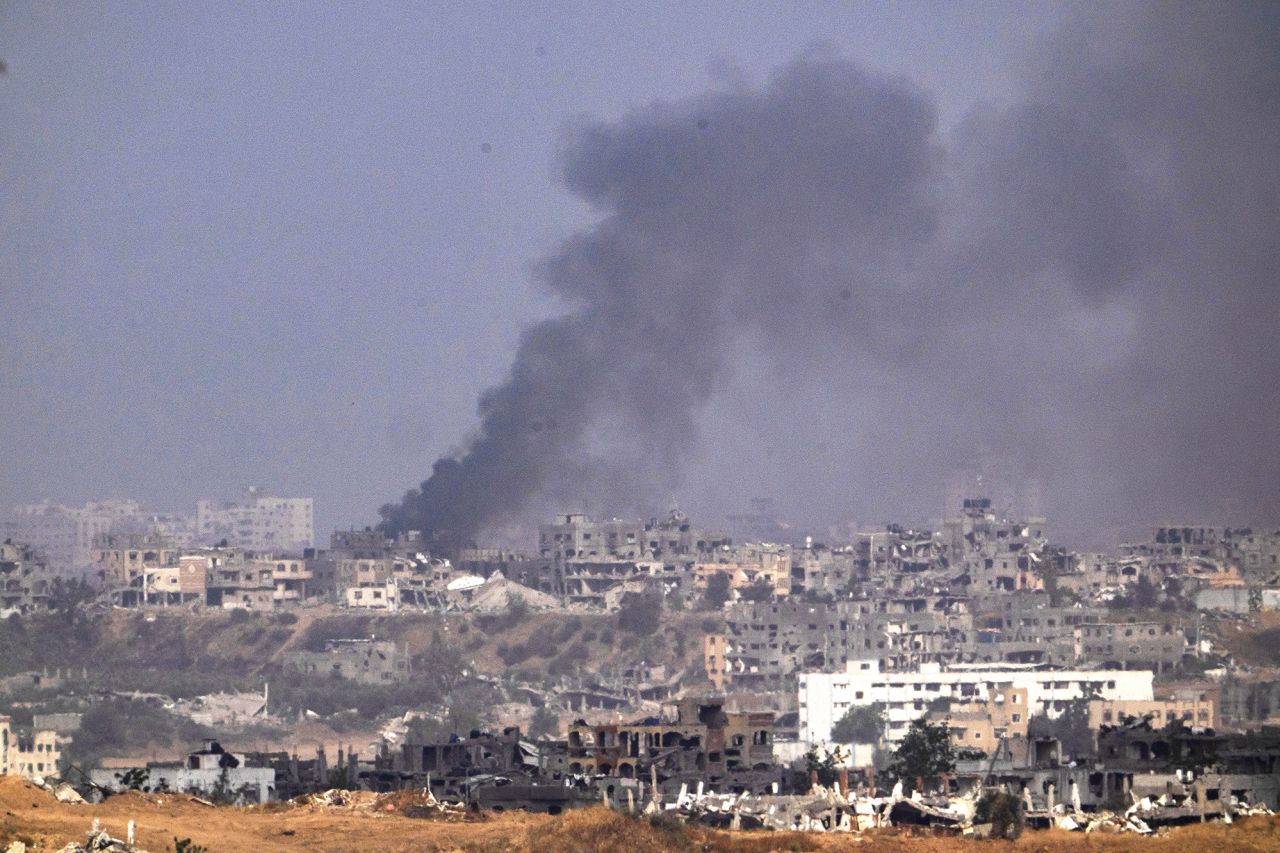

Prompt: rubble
[
  {"left": 48, "top": 821, "right": 151, "bottom": 853},
  {"left": 283, "top": 787, "right": 475, "bottom": 821}
]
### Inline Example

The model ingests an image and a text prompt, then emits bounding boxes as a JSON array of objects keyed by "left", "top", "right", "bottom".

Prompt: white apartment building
[
  {"left": 799, "top": 659, "right": 1153, "bottom": 747},
  {"left": 196, "top": 488, "right": 314, "bottom": 551}
]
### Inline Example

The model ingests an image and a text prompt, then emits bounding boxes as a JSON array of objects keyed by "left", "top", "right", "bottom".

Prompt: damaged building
[{"left": 284, "top": 638, "right": 411, "bottom": 685}]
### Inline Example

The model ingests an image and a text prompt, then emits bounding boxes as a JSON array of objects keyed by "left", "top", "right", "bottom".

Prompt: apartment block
[
  {"left": 196, "top": 488, "right": 314, "bottom": 551},
  {"left": 0, "top": 715, "right": 61, "bottom": 780},
  {"left": 799, "top": 660, "right": 1154, "bottom": 747}
]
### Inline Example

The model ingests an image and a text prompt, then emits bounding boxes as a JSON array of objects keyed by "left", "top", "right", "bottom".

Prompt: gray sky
[{"left": 3, "top": 3, "right": 1276, "bottom": 546}]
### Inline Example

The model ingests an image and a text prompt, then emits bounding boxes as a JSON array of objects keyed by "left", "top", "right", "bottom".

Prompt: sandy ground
[{"left": 3, "top": 777, "right": 1279, "bottom": 853}]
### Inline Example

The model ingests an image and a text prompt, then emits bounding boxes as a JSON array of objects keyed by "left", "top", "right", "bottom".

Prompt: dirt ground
[{"left": 2, "top": 777, "right": 1278, "bottom": 853}]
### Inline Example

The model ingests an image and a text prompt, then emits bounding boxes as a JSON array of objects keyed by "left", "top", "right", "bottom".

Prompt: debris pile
[
  {"left": 286, "top": 787, "right": 475, "bottom": 820},
  {"left": 46, "top": 820, "right": 150, "bottom": 853},
  {"left": 26, "top": 775, "right": 86, "bottom": 805},
  {"left": 642, "top": 779, "right": 1274, "bottom": 837}
]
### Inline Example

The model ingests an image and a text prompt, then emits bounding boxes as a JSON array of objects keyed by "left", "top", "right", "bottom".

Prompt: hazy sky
[{"left": 3, "top": 3, "right": 1276, "bottom": 546}]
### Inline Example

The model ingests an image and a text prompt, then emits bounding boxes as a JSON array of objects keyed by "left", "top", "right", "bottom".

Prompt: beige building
[
  {"left": 704, "top": 634, "right": 729, "bottom": 691},
  {"left": 0, "top": 715, "right": 61, "bottom": 780},
  {"left": 694, "top": 545, "right": 792, "bottom": 598},
  {"left": 931, "top": 686, "right": 1030, "bottom": 753},
  {"left": 1088, "top": 693, "right": 1215, "bottom": 730}
]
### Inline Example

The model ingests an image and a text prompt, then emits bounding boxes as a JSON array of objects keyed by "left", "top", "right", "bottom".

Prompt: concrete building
[
  {"left": 1073, "top": 620, "right": 1186, "bottom": 672},
  {"left": 93, "top": 533, "right": 185, "bottom": 604},
  {"left": 90, "top": 740, "right": 274, "bottom": 803},
  {"left": 284, "top": 639, "right": 410, "bottom": 685},
  {"left": 566, "top": 697, "right": 774, "bottom": 780},
  {"left": 198, "top": 549, "right": 275, "bottom": 610},
  {"left": 1, "top": 498, "right": 142, "bottom": 573},
  {"left": 196, "top": 488, "right": 313, "bottom": 551},
  {"left": 0, "top": 540, "right": 60, "bottom": 615},
  {"left": 1088, "top": 694, "right": 1215, "bottom": 730},
  {"left": 704, "top": 634, "right": 729, "bottom": 692},
  {"left": 0, "top": 715, "right": 61, "bottom": 779},
  {"left": 799, "top": 660, "right": 1154, "bottom": 747},
  {"left": 694, "top": 542, "right": 793, "bottom": 597},
  {"left": 721, "top": 597, "right": 973, "bottom": 689},
  {"left": 941, "top": 498, "right": 1048, "bottom": 593},
  {"left": 929, "top": 686, "right": 1031, "bottom": 753}
]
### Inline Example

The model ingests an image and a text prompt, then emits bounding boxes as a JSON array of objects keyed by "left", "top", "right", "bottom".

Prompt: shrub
[
  {"left": 617, "top": 592, "right": 662, "bottom": 635},
  {"left": 974, "top": 790, "right": 1024, "bottom": 839}
]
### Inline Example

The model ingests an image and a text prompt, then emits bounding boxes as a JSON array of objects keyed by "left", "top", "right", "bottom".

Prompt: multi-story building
[
  {"left": 789, "top": 544, "right": 857, "bottom": 597},
  {"left": 693, "top": 542, "right": 792, "bottom": 598},
  {"left": 1073, "top": 620, "right": 1186, "bottom": 672},
  {"left": 196, "top": 488, "right": 313, "bottom": 551},
  {"left": 0, "top": 540, "right": 60, "bottom": 615},
  {"left": 197, "top": 549, "right": 275, "bottom": 610},
  {"left": 0, "top": 715, "right": 61, "bottom": 779},
  {"left": 941, "top": 498, "right": 1048, "bottom": 593},
  {"left": 1088, "top": 691, "right": 1215, "bottom": 730},
  {"left": 799, "top": 660, "right": 1154, "bottom": 747},
  {"left": 93, "top": 532, "right": 185, "bottom": 603},
  {"left": 721, "top": 598, "right": 973, "bottom": 689},
  {"left": 1, "top": 498, "right": 142, "bottom": 573},
  {"left": 567, "top": 697, "right": 774, "bottom": 780},
  {"left": 284, "top": 639, "right": 410, "bottom": 685},
  {"left": 704, "top": 634, "right": 729, "bottom": 691},
  {"left": 929, "top": 686, "right": 1031, "bottom": 753}
]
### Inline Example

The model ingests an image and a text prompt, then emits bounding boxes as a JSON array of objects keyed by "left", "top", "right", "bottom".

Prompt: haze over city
[{"left": 3, "top": 3, "right": 1277, "bottom": 548}]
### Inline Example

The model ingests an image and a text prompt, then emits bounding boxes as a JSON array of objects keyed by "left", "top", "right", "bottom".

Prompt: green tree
[
  {"left": 736, "top": 577, "right": 775, "bottom": 603},
  {"left": 416, "top": 629, "right": 467, "bottom": 692},
  {"left": 1131, "top": 575, "right": 1158, "bottom": 609},
  {"left": 617, "top": 592, "right": 662, "bottom": 634},
  {"left": 701, "top": 572, "right": 731, "bottom": 610},
  {"left": 527, "top": 705, "right": 560, "bottom": 738},
  {"left": 887, "top": 718, "right": 954, "bottom": 792},
  {"left": 830, "top": 703, "right": 885, "bottom": 744},
  {"left": 974, "top": 790, "right": 1024, "bottom": 839},
  {"left": 802, "top": 744, "right": 847, "bottom": 788},
  {"left": 1027, "top": 696, "right": 1096, "bottom": 760},
  {"left": 505, "top": 592, "right": 529, "bottom": 622}
]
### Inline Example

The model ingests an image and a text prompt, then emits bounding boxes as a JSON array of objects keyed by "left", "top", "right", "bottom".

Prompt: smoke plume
[{"left": 382, "top": 4, "right": 1280, "bottom": 545}]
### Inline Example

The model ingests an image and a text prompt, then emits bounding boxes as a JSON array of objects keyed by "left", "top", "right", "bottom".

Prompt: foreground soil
[{"left": 3, "top": 778, "right": 1279, "bottom": 853}]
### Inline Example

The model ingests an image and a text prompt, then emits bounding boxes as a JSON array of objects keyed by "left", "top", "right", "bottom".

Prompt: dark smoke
[{"left": 382, "top": 5, "right": 1280, "bottom": 546}]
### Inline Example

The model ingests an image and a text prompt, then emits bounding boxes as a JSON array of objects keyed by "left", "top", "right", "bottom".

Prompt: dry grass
[{"left": 3, "top": 778, "right": 1278, "bottom": 853}]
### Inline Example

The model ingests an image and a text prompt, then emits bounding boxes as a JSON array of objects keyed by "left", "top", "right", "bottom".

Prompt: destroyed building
[
  {"left": 720, "top": 597, "right": 972, "bottom": 690},
  {"left": 566, "top": 697, "right": 777, "bottom": 792},
  {"left": 1096, "top": 719, "right": 1280, "bottom": 809},
  {"left": 941, "top": 498, "right": 1048, "bottom": 593},
  {"left": 284, "top": 638, "right": 411, "bottom": 685},
  {"left": 0, "top": 714, "right": 62, "bottom": 780},
  {"left": 1073, "top": 620, "right": 1187, "bottom": 672},
  {"left": 89, "top": 740, "right": 275, "bottom": 803},
  {"left": 525, "top": 511, "right": 732, "bottom": 605},
  {"left": 0, "top": 539, "right": 60, "bottom": 615}
]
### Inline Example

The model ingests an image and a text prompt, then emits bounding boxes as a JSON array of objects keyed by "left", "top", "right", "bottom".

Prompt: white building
[
  {"left": 89, "top": 741, "right": 274, "bottom": 803},
  {"left": 196, "top": 488, "right": 313, "bottom": 551},
  {"left": 799, "top": 660, "right": 1153, "bottom": 747}
]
